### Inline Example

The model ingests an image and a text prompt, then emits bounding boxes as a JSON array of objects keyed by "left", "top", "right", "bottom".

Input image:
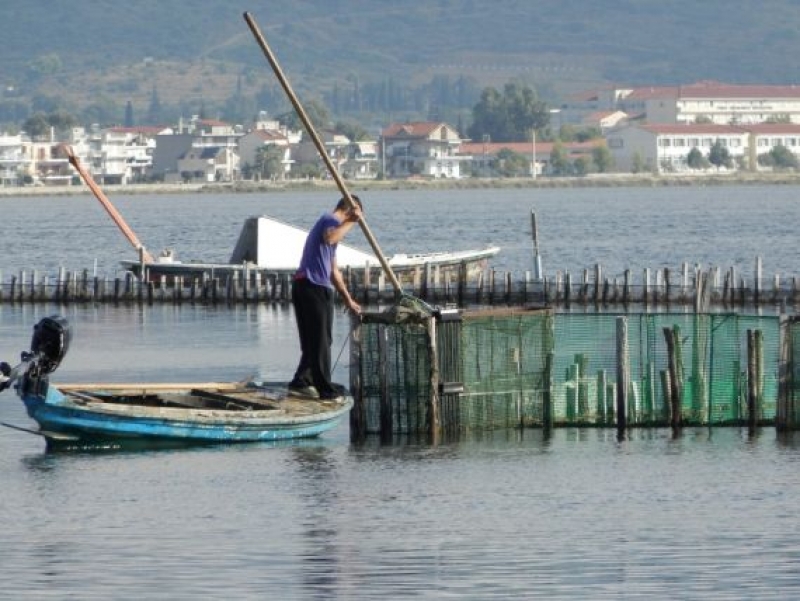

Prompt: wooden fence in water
[{"left": 0, "top": 257, "right": 798, "bottom": 310}]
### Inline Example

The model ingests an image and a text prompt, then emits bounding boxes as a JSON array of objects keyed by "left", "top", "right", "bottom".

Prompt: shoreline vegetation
[{"left": 3, "top": 171, "right": 800, "bottom": 197}]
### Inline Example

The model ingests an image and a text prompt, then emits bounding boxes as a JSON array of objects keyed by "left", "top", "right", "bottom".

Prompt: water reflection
[{"left": 291, "top": 447, "right": 345, "bottom": 596}]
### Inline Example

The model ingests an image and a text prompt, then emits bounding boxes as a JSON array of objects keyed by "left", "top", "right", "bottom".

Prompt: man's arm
[{"left": 331, "top": 257, "right": 361, "bottom": 314}]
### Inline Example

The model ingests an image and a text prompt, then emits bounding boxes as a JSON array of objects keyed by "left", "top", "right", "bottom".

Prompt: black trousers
[{"left": 290, "top": 278, "right": 335, "bottom": 396}]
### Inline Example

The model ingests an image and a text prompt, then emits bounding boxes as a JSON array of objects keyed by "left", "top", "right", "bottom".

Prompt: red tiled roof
[
  {"left": 624, "top": 86, "right": 680, "bottom": 100},
  {"left": 633, "top": 123, "right": 800, "bottom": 135},
  {"left": 382, "top": 122, "right": 454, "bottom": 138},
  {"left": 738, "top": 123, "right": 800, "bottom": 134},
  {"left": 253, "top": 129, "right": 287, "bottom": 141},
  {"left": 678, "top": 81, "right": 800, "bottom": 99},
  {"left": 638, "top": 123, "right": 744, "bottom": 135},
  {"left": 198, "top": 119, "right": 230, "bottom": 127},
  {"left": 108, "top": 126, "right": 168, "bottom": 134},
  {"left": 459, "top": 140, "right": 600, "bottom": 156}
]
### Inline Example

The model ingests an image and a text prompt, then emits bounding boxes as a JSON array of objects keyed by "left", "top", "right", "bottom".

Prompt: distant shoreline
[{"left": 2, "top": 172, "right": 800, "bottom": 197}]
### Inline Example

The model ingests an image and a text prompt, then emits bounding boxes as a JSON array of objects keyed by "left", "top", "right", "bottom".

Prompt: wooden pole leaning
[
  {"left": 243, "top": 11, "right": 403, "bottom": 295},
  {"left": 65, "top": 146, "right": 154, "bottom": 264}
]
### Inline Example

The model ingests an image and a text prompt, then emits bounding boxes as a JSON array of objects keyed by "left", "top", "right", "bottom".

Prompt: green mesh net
[{"left": 353, "top": 309, "right": 784, "bottom": 434}]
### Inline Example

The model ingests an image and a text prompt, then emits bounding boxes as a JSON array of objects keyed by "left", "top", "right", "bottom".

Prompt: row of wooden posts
[{"left": 0, "top": 258, "right": 797, "bottom": 308}]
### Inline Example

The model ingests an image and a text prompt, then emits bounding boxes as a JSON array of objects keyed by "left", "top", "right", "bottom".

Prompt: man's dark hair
[{"left": 335, "top": 195, "right": 362, "bottom": 211}]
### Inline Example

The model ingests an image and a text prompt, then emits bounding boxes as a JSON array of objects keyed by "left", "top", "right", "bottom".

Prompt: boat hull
[{"left": 19, "top": 380, "right": 352, "bottom": 446}]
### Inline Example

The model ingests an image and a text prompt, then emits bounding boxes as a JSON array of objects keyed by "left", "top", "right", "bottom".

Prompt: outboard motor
[
  {"left": 30, "top": 315, "right": 72, "bottom": 374},
  {"left": 0, "top": 316, "right": 71, "bottom": 392}
]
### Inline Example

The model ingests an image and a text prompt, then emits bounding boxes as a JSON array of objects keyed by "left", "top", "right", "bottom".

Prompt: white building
[
  {"left": 87, "top": 126, "right": 167, "bottom": 184},
  {"left": 175, "top": 146, "right": 239, "bottom": 182},
  {"left": 0, "top": 133, "right": 28, "bottom": 185},
  {"left": 606, "top": 123, "right": 749, "bottom": 173},
  {"left": 381, "top": 121, "right": 464, "bottom": 178},
  {"left": 744, "top": 123, "right": 800, "bottom": 168},
  {"left": 622, "top": 81, "right": 800, "bottom": 125},
  {"left": 238, "top": 129, "right": 293, "bottom": 179},
  {"left": 606, "top": 121, "right": 800, "bottom": 173}
]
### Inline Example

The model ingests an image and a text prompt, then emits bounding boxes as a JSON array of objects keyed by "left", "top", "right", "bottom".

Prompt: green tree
[
  {"left": 124, "top": 101, "right": 134, "bottom": 127},
  {"left": 575, "top": 126, "right": 601, "bottom": 142},
  {"left": 468, "top": 82, "right": 549, "bottom": 142},
  {"left": 687, "top": 147, "right": 708, "bottom": 169},
  {"left": 592, "top": 145, "right": 613, "bottom": 173},
  {"left": 146, "top": 86, "right": 163, "bottom": 124},
  {"left": 22, "top": 113, "right": 50, "bottom": 138},
  {"left": 558, "top": 124, "right": 577, "bottom": 142},
  {"left": 573, "top": 156, "right": 590, "bottom": 176},
  {"left": 277, "top": 99, "right": 330, "bottom": 132},
  {"left": 335, "top": 120, "right": 369, "bottom": 141},
  {"left": 253, "top": 145, "right": 285, "bottom": 180},
  {"left": 496, "top": 148, "right": 529, "bottom": 176},
  {"left": 549, "top": 141, "right": 571, "bottom": 176},
  {"left": 47, "top": 109, "right": 77, "bottom": 133},
  {"left": 766, "top": 144, "right": 799, "bottom": 169},
  {"left": 708, "top": 140, "right": 733, "bottom": 168}
]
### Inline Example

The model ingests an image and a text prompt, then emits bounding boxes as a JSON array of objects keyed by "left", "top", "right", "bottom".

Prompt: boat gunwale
[{"left": 32, "top": 383, "right": 353, "bottom": 427}]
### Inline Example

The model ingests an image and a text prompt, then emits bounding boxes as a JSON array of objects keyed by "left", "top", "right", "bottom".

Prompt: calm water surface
[
  {"left": 2, "top": 187, "right": 800, "bottom": 599},
  {"left": 1, "top": 185, "right": 799, "bottom": 278}
]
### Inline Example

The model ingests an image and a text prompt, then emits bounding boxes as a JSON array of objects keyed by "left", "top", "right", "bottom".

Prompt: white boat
[{"left": 122, "top": 215, "right": 500, "bottom": 282}]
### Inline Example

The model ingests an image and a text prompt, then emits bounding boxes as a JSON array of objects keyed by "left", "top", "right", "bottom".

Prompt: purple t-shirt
[{"left": 296, "top": 212, "right": 340, "bottom": 288}]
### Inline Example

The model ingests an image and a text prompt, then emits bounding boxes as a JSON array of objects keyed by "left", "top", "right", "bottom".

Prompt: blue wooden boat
[{"left": 1, "top": 316, "right": 352, "bottom": 449}]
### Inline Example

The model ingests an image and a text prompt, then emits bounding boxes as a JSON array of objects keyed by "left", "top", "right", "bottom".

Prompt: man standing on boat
[{"left": 288, "top": 196, "right": 363, "bottom": 401}]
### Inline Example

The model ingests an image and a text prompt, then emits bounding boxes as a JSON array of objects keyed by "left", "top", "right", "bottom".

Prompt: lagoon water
[{"left": 2, "top": 185, "right": 800, "bottom": 599}]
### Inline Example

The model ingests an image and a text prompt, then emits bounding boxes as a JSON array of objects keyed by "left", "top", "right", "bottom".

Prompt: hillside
[{"left": 2, "top": 1, "right": 800, "bottom": 128}]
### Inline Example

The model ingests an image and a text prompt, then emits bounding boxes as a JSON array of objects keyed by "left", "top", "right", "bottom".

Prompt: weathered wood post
[
  {"left": 426, "top": 314, "right": 441, "bottom": 444},
  {"left": 377, "top": 324, "right": 392, "bottom": 442},
  {"left": 542, "top": 352, "right": 554, "bottom": 431},
  {"left": 616, "top": 316, "right": 629, "bottom": 434},
  {"left": 596, "top": 369, "right": 607, "bottom": 424},
  {"left": 747, "top": 329, "right": 757, "bottom": 430},
  {"left": 664, "top": 267, "right": 672, "bottom": 305},
  {"left": 654, "top": 268, "right": 662, "bottom": 306},
  {"left": 623, "top": 269, "right": 631, "bottom": 305},
  {"left": 457, "top": 261, "right": 467, "bottom": 307},
  {"left": 660, "top": 369, "right": 672, "bottom": 424},
  {"left": 57, "top": 267, "right": 66, "bottom": 303},
  {"left": 664, "top": 326, "right": 682, "bottom": 429},
  {"left": 776, "top": 317, "right": 794, "bottom": 431},
  {"left": 420, "top": 262, "right": 429, "bottom": 301},
  {"left": 349, "top": 313, "right": 366, "bottom": 442},
  {"left": 755, "top": 328, "right": 764, "bottom": 423},
  {"left": 754, "top": 256, "right": 763, "bottom": 306},
  {"left": 682, "top": 262, "right": 690, "bottom": 304},
  {"left": 594, "top": 263, "right": 602, "bottom": 305},
  {"left": 554, "top": 271, "right": 562, "bottom": 305},
  {"left": 581, "top": 269, "right": 589, "bottom": 304}
]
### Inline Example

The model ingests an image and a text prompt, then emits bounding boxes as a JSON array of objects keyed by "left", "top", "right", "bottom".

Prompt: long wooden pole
[
  {"left": 65, "top": 146, "right": 154, "bottom": 264},
  {"left": 243, "top": 11, "right": 402, "bottom": 295}
]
